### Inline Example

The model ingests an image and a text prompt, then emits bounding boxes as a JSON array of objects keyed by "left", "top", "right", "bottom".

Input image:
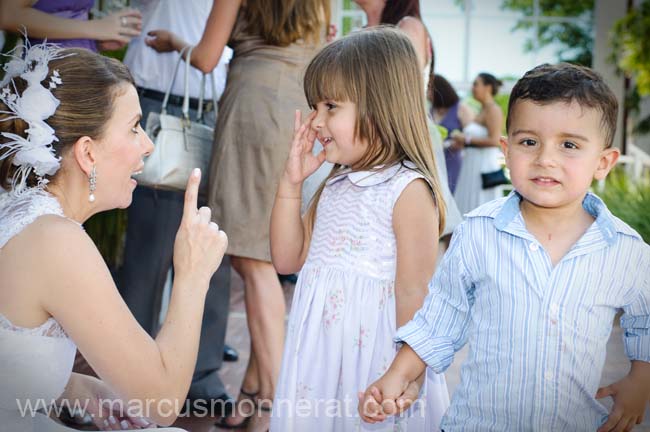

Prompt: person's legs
[
  {"left": 222, "top": 256, "right": 285, "bottom": 430},
  {"left": 117, "top": 186, "right": 179, "bottom": 334},
  {"left": 186, "top": 256, "right": 232, "bottom": 413}
]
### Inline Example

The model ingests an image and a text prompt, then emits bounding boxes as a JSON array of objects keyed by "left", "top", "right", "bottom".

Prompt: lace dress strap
[{"left": 0, "top": 188, "right": 79, "bottom": 249}]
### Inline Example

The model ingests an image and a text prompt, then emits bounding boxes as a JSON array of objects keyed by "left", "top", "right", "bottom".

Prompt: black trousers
[{"left": 116, "top": 92, "right": 230, "bottom": 399}]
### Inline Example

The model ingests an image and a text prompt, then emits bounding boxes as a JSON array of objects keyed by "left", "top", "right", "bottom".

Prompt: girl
[{"left": 269, "top": 27, "right": 450, "bottom": 431}]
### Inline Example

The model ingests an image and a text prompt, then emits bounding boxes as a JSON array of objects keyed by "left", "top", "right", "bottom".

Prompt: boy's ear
[
  {"left": 593, "top": 147, "right": 620, "bottom": 181},
  {"left": 499, "top": 135, "right": 508, "bottom": 158},
  {"left": 72, "top": 136, "right": 98, "bottom": 177}
]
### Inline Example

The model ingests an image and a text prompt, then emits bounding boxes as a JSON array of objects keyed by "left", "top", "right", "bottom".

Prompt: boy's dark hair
[{"left": 506, "top": 63, "right": 618, "bottom": 148}]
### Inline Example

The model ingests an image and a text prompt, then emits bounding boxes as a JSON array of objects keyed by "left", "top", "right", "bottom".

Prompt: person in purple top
[
  {"left": 0, "top": 0, "right": 141, "bottom": 52},
  {"left": 429, "top": 74, "right": 475, "bottom": 193}
]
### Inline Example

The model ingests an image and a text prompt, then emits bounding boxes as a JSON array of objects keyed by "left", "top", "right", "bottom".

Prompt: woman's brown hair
[
  {"left": 303, "top": 26, "right": 447, "bottom": 235},
  {"left": 243, "top": 0, "right": 330, "bottom": 46},
  {"left": 0, "top": 48, "right": 134, "bottom": 190}
]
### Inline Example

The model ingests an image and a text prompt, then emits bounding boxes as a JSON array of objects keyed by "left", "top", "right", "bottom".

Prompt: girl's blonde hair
[
  {"left": 244, "top": 0, "right": 330, "bottom": 46},
  {"left": 303, "top": 26, "right": 447, "bottom": 235}
]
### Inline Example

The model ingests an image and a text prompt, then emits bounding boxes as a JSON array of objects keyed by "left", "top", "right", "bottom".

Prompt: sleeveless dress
[
  {"left": 271, "top": 162, "right": 450, "bottom": 431},
  {"left": 208, "top": 12, "right": 323, "bottom": 262},
  {"left": 452, "top": 122, "right": 503, "bottom": 214},
  {"left": 0, "top": 189, "right": 184, "bottom": 432}
]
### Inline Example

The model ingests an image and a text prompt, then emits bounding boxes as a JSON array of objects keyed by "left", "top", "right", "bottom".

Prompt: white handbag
[{"left": 137, "top": 46, "right": 218, "bottom": 194}]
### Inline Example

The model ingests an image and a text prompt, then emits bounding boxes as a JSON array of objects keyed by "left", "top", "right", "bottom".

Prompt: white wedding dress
[
  {"left": 453, "top": 122, "right": 504, "bottom": 214},
  {"left": 0, "top": 189, "right": 185, "bottom": 432}
]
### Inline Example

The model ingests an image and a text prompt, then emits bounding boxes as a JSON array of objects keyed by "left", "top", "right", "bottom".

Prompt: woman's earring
[{"left": 88, "top": 165, "right": 97, "bottom": 203}]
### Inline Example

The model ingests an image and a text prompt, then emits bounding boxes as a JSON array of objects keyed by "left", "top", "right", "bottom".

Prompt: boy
[{"left": 359, "top": 63, "right": 650, "bottom": 431}]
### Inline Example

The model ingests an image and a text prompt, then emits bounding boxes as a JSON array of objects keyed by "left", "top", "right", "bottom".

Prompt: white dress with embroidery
[
  {"left": 0, "top": 189, "right": 184, "bottom": 432},
  {"left": 271, "top": 163, "right": 449, "bottom": 431}
]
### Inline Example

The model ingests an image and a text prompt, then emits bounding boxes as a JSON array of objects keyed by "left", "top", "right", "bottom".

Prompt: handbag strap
[
  {"left": 161, "top": 45, "right": 191, "bottom": 116},
  {"left": 196, "top": 72, "right": 219, "bottom": 124},
  {"left": 181, "top": 45, "right": 194, "bottom": 121}
]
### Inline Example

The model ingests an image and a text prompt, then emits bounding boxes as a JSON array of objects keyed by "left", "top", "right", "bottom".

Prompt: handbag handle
[
  {"left": 161, "top": 45, "right": 190, "bottom": 116},
  {"left": 196, "top": 72, "right": 219, "bottom": 124},
  {"left": 161, "top": 45, "right": 218, "bottom": 125}
]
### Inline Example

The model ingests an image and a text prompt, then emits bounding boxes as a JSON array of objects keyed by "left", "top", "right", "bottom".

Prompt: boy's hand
[
  {"left": 358, "top": 371, "right": 420, "bottom": 423},
  {"left": 596, "top": 365, "right": 650, "bottom": 432}
]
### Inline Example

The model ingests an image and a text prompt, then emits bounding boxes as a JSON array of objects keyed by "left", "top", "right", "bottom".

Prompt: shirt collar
[
  {"left": 326, "top": 161, "right": 417, "bottom": 187},
  {"left": 480, "top": 191, "right": 641, "bottom": 245}
]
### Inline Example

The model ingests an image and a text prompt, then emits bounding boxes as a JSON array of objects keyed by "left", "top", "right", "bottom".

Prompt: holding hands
[
  {"left": 173, "top": 169, "right": 228, "bottom": 290},
  {"left": 358, "top": 369, "right": 421, "bottom": 424}
]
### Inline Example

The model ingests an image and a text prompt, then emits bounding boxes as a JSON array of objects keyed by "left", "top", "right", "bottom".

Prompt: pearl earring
[{"left": 88, "top": 165, "right": 97, "bottom": 203}]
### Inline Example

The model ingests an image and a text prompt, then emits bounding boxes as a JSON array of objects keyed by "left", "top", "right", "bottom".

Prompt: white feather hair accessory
[{"left": 0, "top": 39, "right": 71, "bottom": 193}]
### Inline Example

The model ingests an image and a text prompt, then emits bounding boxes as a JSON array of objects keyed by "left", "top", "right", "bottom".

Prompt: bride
[{"left": 0, "top": 43, "right": 227, "bottom": 431}]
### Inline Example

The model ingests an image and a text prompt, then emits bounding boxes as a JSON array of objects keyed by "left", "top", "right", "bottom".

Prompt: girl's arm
[
  {"left": 393, "top": 179, "right": 439, "bottom": 327},
  {"left": 465, "top": 104, "right": 503, "bottom": 148},
  {"left": 36, "top": 172, "right": 227, "bottom": 427},
  {"left": 392, "top": 178, "right": 438, "bottom": 394},
  {"left": 271, "top": 110, "right": 325, "bottom": 274},
  {"left": 0, "top": 0, "right": 141, "bottom": 44},
  {"left": 145, "top": 0, "right": 241, "bottom": 74}
]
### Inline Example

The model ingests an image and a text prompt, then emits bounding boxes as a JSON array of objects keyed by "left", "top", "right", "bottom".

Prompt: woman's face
[
  {"left": 93, "top": 84, "right": 153, "bottom": 209},
  {"left": 471, "top": 76, "right": 490, "bottom": 101}
]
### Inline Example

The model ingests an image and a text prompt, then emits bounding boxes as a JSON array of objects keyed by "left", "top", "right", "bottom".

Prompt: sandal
[{"left": 214, "top": 388, "right": 258, "bottom": 430}]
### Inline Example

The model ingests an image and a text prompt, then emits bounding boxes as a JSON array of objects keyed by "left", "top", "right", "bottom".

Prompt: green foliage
[
  {"left": 610, "top": 1, "right": 650, "bottom": 136},
  {"left": 595, "top": 168, "right": 650, "bottom": 244},
  {"left": 611, "top": 1, "right": 650, "bottom": 96},
  {"left": 84, "top": 209, "right": 129, "bottom": 270},
  {"left": 500, "top": 0, "right": 594, "bottom": 66}
]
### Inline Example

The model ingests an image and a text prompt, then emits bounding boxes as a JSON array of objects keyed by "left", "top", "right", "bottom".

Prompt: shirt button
[
  {"left": 529, "top": 242, "right": 539, "bottom": 251},
  {"left": 550, "top": 303, "right": 559, "bottom": 315},
  {"left": 544, "top": 371, "right": 553, "bottom": 381}
]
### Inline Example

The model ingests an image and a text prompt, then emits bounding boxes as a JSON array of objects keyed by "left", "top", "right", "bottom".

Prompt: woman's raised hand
[
  {"left": 173, "top": 169, "right": 228, "bottom": 289},
  {"left": 94, "top": 8, "right": 142, "bottom": 45},
  {"left": 283, "top": 110, "right": 326, "bottom": 186}
]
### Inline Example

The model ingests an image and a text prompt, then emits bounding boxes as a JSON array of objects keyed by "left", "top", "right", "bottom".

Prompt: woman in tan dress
[{"left": 147, "top": 1, "right": 329, "bottom": 430}]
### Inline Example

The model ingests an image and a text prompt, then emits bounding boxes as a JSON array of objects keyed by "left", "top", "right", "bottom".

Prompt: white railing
[{"left": 618, "top": 142, "right": 650, "bottom": 181}]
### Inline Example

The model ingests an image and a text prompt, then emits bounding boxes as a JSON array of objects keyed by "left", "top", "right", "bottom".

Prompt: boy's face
[{"left": 502, "top": 99, "right": 619, "bottom": 210}]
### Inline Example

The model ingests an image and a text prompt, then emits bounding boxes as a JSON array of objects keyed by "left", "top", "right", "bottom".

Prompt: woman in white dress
[
  {"left": 0, "top": 44, "right": 227, "bottom": 431},
  {"left": 452, "top": 72, "right": 505, "bottom": 214}
]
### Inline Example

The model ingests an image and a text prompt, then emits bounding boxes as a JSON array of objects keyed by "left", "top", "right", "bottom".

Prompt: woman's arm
[
  {"left": 146, "top": 0, "right": 241, "bottom": 74},
  {"left": 457, "top": 102, "right": 476, "bottom": 129},
  {"left": 393, "top": 179, "right": 439, "bottom": 327},
  {"left": 36, "top": 172, "right": 227, "bottom": 426},
  {"left": 466, "top": 104, "right": 503, "bottom": 148},
  {"left": 397, "top": 16, "right": 429, "bottom": 71},
  {"left": 0, "top": 0, "right": 141, "bottom": 44}
]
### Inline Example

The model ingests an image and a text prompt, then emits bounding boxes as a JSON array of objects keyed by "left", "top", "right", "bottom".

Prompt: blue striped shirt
[{"left": 396, "top": 192, "right": 650, "bottom": 431}]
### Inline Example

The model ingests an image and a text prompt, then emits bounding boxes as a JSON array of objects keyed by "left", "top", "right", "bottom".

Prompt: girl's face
[
  {"left": 93, "top": 84, "right": 153, "bottom": 209},
  {"left": 311, "top": 100, "right": 369, "bottom": 168}
]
